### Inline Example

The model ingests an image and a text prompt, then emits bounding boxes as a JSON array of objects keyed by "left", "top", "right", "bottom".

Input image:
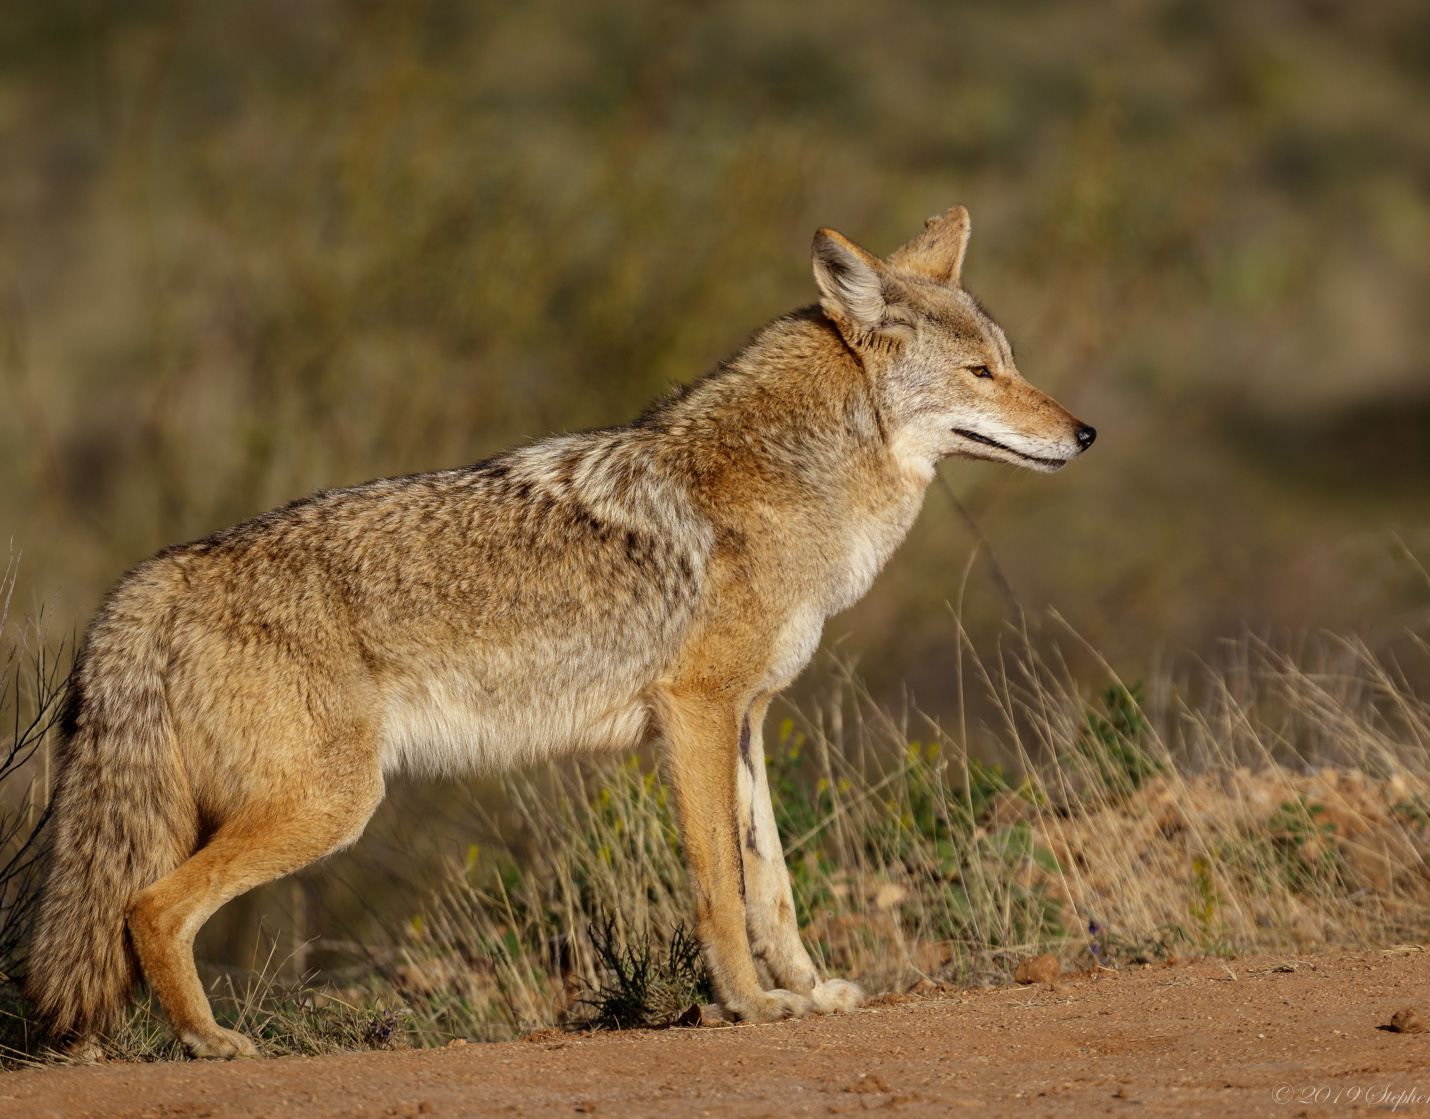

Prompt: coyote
[{"left": 27, "top": 205, "right": 1093, "bottom": 1058}]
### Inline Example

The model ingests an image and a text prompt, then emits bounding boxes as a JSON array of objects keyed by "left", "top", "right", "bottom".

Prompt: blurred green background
[{"left": 3, "top": 1, "right": 1430, "bottom": 962}]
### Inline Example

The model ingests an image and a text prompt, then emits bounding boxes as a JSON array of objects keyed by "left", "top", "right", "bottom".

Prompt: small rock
[
  {"left": 671, "top": 1003, "right": 728, "bottom": 1027},
  {"left": 1014, "top": 953, "right": 1061, "bottom": 984},
  {"left": 672, "top": 1004, "right": 704, "bottom": 1028},
  {"left": 1390, "top": 1008, "right": 1426, "bottom": 1034}
]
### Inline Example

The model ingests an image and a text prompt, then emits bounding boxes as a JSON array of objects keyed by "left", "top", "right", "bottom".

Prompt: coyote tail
[{"left": 25, "top": 572, "right": 195, "bottom": 1045}]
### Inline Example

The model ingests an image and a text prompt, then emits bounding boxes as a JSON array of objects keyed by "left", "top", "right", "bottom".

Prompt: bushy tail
[{"left": 25, "top": 572, "right": 195, "bottom": 1045}]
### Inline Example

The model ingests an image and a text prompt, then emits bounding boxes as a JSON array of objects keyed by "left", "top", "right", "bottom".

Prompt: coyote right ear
[
  {"left": 812, "top": 229, "right": 913, "bottom": 340},
  {"left": 886, "top": 204, "right": 971, "bottom": 286}
]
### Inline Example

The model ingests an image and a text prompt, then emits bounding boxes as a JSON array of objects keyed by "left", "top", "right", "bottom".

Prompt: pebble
[{"left": 1015, "top": 954, "right": 1061, "bottom": 984}]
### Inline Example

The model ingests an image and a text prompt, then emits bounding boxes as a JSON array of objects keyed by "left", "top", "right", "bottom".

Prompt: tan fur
[{"left": 26, "top": 205, "right": 1093, "bottom": 1057}]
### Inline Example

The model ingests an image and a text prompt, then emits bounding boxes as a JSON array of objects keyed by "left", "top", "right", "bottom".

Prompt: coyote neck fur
[{"left": 645, "top": 306, "right": 926, "bottom": 615}]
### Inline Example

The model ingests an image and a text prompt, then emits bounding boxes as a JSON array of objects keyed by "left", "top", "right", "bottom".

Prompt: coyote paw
[
  {"left": 183, "top": 1026, "right": 261, "bottom": 1060},
  {"left": 811, "top": 977, "right": 865, "bottom": 1013},
  {"left": 722, "top": 978, "right": 865, "bottom": 1022},
  {"left": 728, "top": 988, "right": 816, "bottom": 1023}
]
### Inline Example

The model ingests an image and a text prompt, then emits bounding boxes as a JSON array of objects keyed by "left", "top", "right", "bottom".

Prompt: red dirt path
[{"left": 5, "top": 951, "right": 1430, "bottom": 1118}]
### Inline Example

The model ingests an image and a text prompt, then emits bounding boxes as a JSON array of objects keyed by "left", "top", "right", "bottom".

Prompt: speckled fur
[{"left": 26, "top": 206, "right": 1092, "bottom": 1057}]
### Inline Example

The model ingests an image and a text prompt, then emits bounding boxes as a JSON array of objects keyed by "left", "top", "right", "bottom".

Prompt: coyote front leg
[
  {"left": 736, "top": 697, "right": 864, "bottom": 1013},
  {"left": 658, "top": 689, "right": 813, "bottom": 1023}
]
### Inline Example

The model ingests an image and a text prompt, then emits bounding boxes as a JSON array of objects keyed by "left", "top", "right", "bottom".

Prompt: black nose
[{"left": 1075, "top": 425, "right": 1096, "bottom": 449}]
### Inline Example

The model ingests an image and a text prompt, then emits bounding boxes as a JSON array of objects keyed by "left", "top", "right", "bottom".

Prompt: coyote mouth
[{"left": 952, "top": 428, "right": 1066, "bottom": 470}]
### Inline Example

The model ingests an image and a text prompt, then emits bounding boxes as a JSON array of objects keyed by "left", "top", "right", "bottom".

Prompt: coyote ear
[
  {"left": 812, "top": 229, "right": 912, "bottom": 339},
  {"left": 886, "top": 204, "right": 971, "bottom": 286}
]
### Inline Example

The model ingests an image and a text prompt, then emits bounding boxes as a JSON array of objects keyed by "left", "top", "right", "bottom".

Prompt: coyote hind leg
[
  {"left": 127, "top": 752, "right": 382, "bottom": 1059},
  {"left": 736, "top": 698, "right": 864, "bottom": 1014}
]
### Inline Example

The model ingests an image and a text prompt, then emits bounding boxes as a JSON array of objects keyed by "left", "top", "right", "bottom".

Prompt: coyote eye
[{"left": 969, "top": 365, "right": 992, "bottom": 379}]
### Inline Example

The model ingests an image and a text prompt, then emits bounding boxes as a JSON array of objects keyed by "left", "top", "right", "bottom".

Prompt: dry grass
[
  {"left": 4, "top": 614, "right": 1430, "bottom": 1063},
  {"left": 0, "top": 556, "right": 66, "bottom": 982},
  {"left": 382, "top": 619, "right": 1430, "bottom": 1038}
]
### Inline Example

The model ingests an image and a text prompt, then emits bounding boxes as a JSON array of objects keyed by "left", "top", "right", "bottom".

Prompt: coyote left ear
[
  {"left": 886, "top": 204, "right": 971, "bottom": 286},
  {"left": 812, "top": 229, "right": 913, "bottom": 340}
]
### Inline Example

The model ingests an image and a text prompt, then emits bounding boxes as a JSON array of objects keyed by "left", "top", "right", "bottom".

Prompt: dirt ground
[{"left": 5, "top": 950, "right": 1430, "bottom": 1118}]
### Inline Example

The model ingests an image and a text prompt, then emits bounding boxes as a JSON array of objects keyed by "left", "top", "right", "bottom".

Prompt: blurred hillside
[{"left": 2, "top": 0, "right": 1430, "bottom": 708}]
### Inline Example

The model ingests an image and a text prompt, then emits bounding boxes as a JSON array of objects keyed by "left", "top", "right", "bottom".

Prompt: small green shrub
[
  {"left": 578, "top": 917, "right": 710, "bottom": 1030},
  {"left": 1068, "top": 683, "right": 1161, "bottom": 801},
  {"left": 1268, "top": 797, "right": 1342, "bottom": 893}
]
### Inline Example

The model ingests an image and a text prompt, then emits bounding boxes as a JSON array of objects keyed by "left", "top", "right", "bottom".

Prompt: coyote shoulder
[{"left": 28, "top": 205, "right": 1094, "bottom": 1058}]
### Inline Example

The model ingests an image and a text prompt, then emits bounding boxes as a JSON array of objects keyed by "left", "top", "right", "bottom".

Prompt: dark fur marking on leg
[
  {"left": 735, "top": 818, "right": 746, "bottom": 900},
  {"left": 745, "top": 821, "right": 759, "bottom": 855},
  {"left": 739, "top": 713, "right": 754, "bottom": 776}
]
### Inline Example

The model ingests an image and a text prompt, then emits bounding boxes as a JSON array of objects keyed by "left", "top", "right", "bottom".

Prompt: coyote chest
[{"left": 759, "top": 477, "right": 927, "bottom": 693}]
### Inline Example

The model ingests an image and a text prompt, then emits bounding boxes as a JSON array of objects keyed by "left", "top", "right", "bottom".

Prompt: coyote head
[{"left": 811, "top": 206, "right": 1094, "bottom": 475}]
